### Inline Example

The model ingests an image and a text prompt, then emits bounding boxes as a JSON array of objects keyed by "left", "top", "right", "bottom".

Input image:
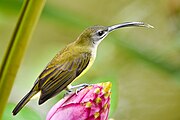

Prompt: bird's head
[{"left": 76, "top": 22, "right": 153, "bottom": 47}]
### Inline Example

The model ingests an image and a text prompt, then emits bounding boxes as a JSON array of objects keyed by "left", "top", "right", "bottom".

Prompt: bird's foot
[
  {"left": 74, "top": 83, "right": 90, "bottom": 95},
  {"left": 64, "top": 83, "right": 91, "bottom": 96}
]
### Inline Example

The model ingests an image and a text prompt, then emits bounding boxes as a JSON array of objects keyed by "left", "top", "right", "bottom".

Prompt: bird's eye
[{"left": 97, "top": 31, "right": 104, "bottom": 36}]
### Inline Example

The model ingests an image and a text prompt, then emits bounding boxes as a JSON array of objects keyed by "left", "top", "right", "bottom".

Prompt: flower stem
[{"left": 0, "top": 0, "right": 46, "bottom": 119}]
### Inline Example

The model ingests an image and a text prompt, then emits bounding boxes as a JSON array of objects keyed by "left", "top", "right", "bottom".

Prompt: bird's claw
[
  {"left": 64, "top": 83, "right": 91, "bottom": 97},
  {"left": 75, "top": 84, "right": 89, "bottom": 95}
]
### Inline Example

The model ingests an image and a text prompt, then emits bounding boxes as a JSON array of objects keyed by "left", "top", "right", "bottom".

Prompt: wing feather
[{"left": 38, "top": 52, "right": 91, "bottom": 104}]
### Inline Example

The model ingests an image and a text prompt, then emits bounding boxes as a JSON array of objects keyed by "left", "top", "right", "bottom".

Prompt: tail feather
[{"left": 12, "top": 90, "right": 38, "bottom": 115}]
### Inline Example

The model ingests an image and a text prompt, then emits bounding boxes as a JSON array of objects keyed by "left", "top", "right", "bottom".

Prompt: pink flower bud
[{"left": 46, "top": 82, "right": 112, "bottom": 120}]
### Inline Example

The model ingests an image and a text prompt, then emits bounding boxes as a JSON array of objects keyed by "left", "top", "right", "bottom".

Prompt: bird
[{"left": 12, "top": 22, "right": 153, "bottom": 115}]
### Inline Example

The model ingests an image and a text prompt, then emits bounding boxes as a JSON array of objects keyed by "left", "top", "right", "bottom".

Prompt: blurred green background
[{"left": 1, "top": 0, "right": 180, "bottom": 120}]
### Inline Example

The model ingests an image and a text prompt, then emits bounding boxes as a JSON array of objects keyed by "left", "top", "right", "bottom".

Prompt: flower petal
[
  {"left": 46, "top": 82, "right": 112, "bottom": 120},
  {"left": 47, "top": 103, "right": 90, "bottom": 120}
]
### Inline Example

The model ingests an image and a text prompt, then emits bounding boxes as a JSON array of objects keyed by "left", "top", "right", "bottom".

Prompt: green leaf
[
  {"left": 3, "top": 103, "right": 41, "bottom": 120},
  {"left": 0, "top": 0, "right": 46, "bottom": 118}
]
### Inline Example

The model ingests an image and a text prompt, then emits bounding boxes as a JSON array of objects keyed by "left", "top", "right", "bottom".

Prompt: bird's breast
[
  {"left": 72, "top": 46, "right": 97, "bottom": 82},
  {"left": 74, "top": 55, "right": 95, "bottom": 81}
]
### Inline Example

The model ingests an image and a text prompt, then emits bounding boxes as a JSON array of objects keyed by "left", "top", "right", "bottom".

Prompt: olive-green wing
[{"left": 37, "top": 52, "right": 91, "bottom": 104}]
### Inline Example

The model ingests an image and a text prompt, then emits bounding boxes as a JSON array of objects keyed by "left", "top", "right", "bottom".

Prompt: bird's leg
[
  {"left": 64, "top": 83, "right": 90, "bottom": 96},
  {"left": 63, "top": 85, "right": 73, "bottom": 97}
]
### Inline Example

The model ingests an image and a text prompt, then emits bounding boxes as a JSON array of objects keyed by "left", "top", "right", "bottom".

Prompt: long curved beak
[{"left": 108, "top": 22, "right": 154, "bottom": 32}]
